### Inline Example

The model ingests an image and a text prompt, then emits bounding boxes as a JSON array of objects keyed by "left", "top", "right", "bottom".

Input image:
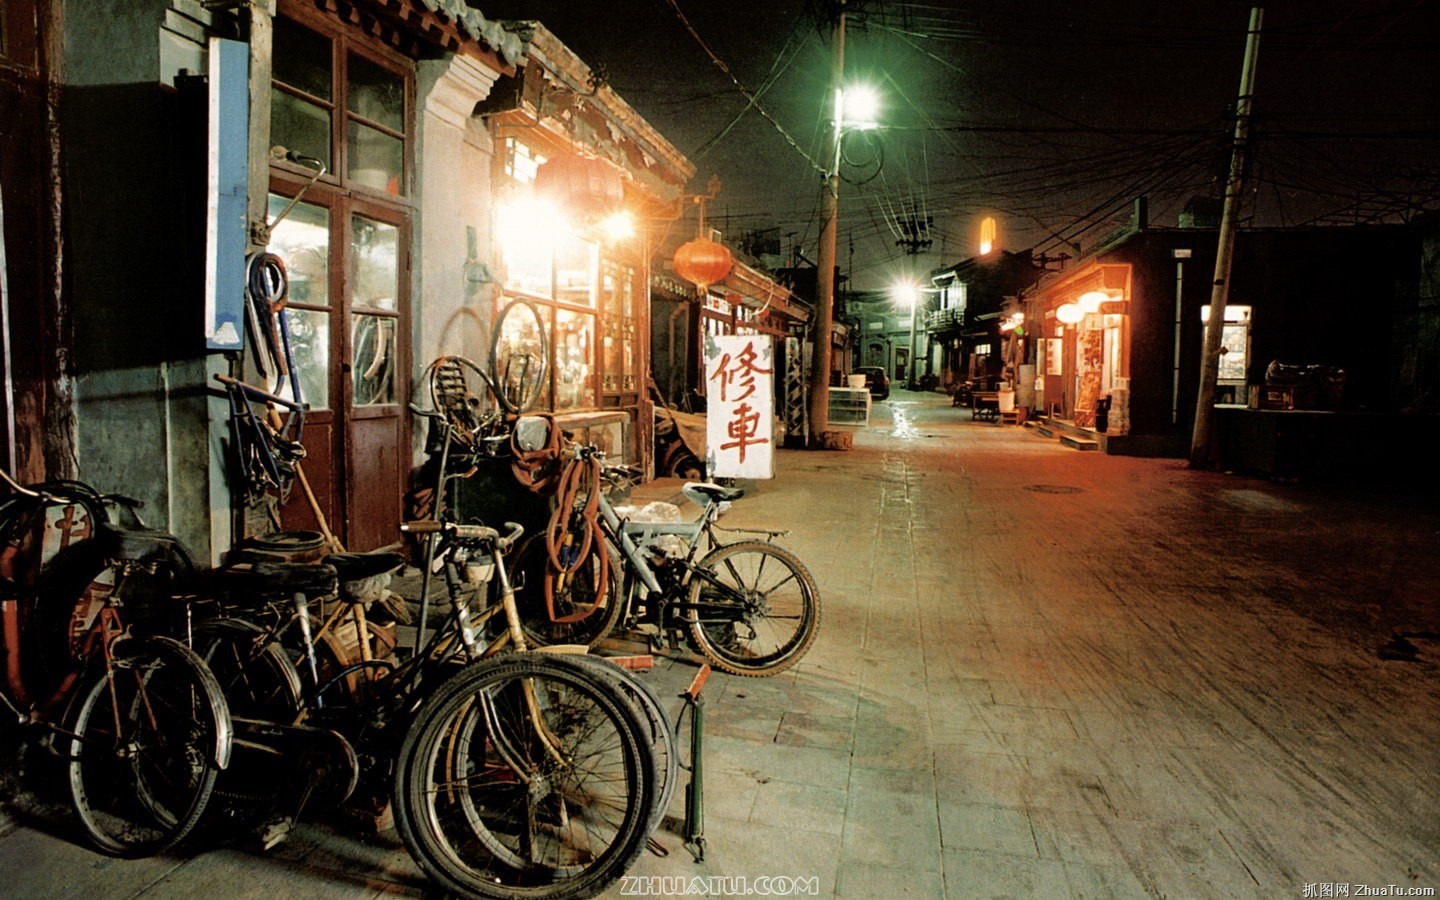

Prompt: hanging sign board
[{"left": 704, "top": 334, "right": 775, "bottom": 479}]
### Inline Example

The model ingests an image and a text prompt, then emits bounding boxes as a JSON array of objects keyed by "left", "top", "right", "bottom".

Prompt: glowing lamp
[
  {"left": 534, "top": 152, "right": 625, "bottom": 220},
  {"left": 1078, "top": 290, "right": 1108, "bottom": 313},
  {"left": 979, "top": 216, "right": 997, "bottom": 255},
  {"left": 1055, "top": 302, "right": 1084, "bottom": 325},
  {"left": 673, "top": 238, "right": 733, "bottom": 292}
]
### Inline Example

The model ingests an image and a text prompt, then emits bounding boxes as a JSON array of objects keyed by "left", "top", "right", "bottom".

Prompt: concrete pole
[
  {"left": 907, "top": 294, "right": 919, "bottom": 389},
  {"left": 1189, "top": 7, "right": 1263, "bottom": 468},
  {"left": 808, "top": 0, "right": 845, "bottom": 447}
]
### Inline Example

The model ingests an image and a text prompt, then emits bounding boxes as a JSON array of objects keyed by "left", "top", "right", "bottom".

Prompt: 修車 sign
[{"left": 704, "top": 334, "right": 775, "bottom": 479}]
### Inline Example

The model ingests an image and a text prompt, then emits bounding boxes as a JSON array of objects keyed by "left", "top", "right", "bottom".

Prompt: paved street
[{"left": 3, "top": 388, "right": 1438, "bottom": 898}]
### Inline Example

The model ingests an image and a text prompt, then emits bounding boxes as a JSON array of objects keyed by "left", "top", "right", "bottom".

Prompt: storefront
[{"left": 1027, "top": 263, "right": 1132, "bottom": 429}]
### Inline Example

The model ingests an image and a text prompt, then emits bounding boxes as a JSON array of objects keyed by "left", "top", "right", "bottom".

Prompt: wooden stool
[{"left": 998, "top": 409, "right": 1020, "bottom": 425}]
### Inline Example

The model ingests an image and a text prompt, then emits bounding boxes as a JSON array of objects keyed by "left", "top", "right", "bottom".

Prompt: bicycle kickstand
[{"left": 679, "top": 663, "right": 712, "bottom": 863}]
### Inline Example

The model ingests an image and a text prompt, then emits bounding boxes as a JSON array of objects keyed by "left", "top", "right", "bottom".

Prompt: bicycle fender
[{"left": 120, "top": 635, "right": 234, "bottom": 770}]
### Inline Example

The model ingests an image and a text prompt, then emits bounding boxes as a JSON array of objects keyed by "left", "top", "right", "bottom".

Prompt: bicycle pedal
[{"left": 256, "top": 816, "right": 293, "bottom": 851}]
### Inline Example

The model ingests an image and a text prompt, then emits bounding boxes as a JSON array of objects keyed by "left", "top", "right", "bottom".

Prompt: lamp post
[
  {"left": 807, "top": 1, "right": 847, "bottom": 447},
  {"left": 894, "top": 283, "right": 920, "bottom": 390}
]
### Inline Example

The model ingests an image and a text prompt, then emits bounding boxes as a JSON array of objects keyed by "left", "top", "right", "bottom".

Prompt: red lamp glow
[{"left": 673, "top": 238, "right": 733, "bottom": 292}]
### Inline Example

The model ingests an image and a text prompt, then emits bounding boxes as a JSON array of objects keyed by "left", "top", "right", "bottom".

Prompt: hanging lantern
[
  {"left": 673, "top": 238, "right": 733, "bottom": 292},
  {"left": 1055, "top": 302, "right": 1084, "bottom": 324},
  {"left": 533, "top": 152, "right": 625, "bottom": 221}
]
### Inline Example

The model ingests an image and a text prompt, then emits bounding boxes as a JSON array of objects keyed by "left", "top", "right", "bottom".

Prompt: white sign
[{"left": 704, "top": 334, "right": 775, "bottom": 479}]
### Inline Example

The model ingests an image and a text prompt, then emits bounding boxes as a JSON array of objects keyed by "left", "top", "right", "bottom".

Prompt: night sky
[{"left": 477, "top": 1, "right": 1439, "bottom": 290}]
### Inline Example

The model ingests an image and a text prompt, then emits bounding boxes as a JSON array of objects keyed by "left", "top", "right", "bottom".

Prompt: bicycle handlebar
[{"left": 401, "top": 520, "right": 525, "bottom": 551}]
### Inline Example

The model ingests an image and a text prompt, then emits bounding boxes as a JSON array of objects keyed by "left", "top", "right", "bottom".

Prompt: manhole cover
[{"left": 1023, "top": 484, "right": 1084, "bottom": 494}]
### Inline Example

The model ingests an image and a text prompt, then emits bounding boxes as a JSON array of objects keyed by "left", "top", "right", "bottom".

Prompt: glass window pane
[
  {"left": 554, "top": 233, "right": 595, "bottom": 306},
  {"left": 266, "top": 195, "right": 330, "bottom": 308},
  {"left": 350, "top": 214, "right": 399, "bottom": 312},
  {"left": 271, "top": 90, "right": 331, "bottom": 171},
  {"left": 502, "top": 217, "right": 554, "bottom": 299},
  {"left": 347, "top": 120, "right": 403, "bottom": 195},
  {"left": 273, "top": 17, "right": 331, "bottom": 101},
  {"left": 554, "top": 309, "right": 595, "bottom": 411},
  {"left": 346, "top": 52, "right": 404, "bottom": 131},
  {"left": 352, "top": 314, "right": 396, "bottom": 406},
  {"left": 278, "top": 308, "right": 330, "bottom": 410}
]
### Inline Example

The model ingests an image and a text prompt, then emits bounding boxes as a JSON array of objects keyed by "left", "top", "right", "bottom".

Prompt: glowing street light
[{"left": 894, "top": 281, "right": 922, "bottom": 390}]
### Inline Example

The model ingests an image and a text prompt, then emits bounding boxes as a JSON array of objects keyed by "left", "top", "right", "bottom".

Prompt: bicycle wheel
[
  {"left": 66, "top": 636, "right": 230, "bottom": 857},
  {"left": 192, "top": 619, "right": 304, "bottom": 722},
  {"left": 510, "top": 533, "right": 623, "bottom": 649},
  {"left": 566, "top": 654, "right": 679, "bottom": 830},
  {"left": 686, "top": 540, "right": 820, "bottom": 677},
  {"left": 392, "top": 654, "right": 655, "bottom": 900},
  {"left": 490, "top": 298, "right": 548, "bottom": 415}
]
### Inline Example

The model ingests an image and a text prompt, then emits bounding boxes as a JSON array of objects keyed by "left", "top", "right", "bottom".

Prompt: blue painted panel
[{"left": 206, "top": 37, "right": 250, "bottom": 350}]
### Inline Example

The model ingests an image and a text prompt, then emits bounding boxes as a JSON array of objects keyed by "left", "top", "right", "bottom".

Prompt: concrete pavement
[{"left": 3, "top": 388, "right": 1437, "bottom": 898}]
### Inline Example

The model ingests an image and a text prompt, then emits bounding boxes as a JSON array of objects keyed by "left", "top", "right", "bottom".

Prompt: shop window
[
  {"left": 266, "top": 195, "right": 332, "bottom": 409},
  {"left": 349, "top": 214, "right": 400, "bottom": 405},
  {"left": 600, "top": 260, "right": 638, "bottom": 393},
  {"left": 271, "top": 14, "right": 409, "bottom": 196},
  {"left": 554, "top": 308, "right": 595, "bottom": 411}
]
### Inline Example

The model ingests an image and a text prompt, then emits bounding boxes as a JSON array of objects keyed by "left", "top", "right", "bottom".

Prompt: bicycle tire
[
  {"left": 565, "top": 654, "right": 679, "bottom": 830},
  {"left": 66, "top": 636, "right": 230, "bottom": 857},
  {"left": 686, "top": 540, "right": 820, "bottom": 677},
  {"left": 509, "top": 534, "right": 623, "bottom": 650},
  {"left": 191, "top": 619, "right": 304, "bottom": 722},
  {"left": 392, "top": 653, "right": 655, "bottom": 900},
  {"left": 490, "top": 298, "right": 549, "bottom": 415}
]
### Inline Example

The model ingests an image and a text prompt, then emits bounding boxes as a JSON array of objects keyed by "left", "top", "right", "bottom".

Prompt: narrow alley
[{"left": 2, "top": 389, "right": 1437, "bottom": 899}]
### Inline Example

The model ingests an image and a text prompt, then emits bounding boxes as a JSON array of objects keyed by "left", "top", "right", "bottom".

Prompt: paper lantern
[
  {"left": 1055, "top": 302, "right": 1084, "bottom": 324},
  {"left": 533, "top": 153, "right": 625, "bottom": 219},
  {"left": 673, "top": 238, "right": 733, "bottom": 292}
]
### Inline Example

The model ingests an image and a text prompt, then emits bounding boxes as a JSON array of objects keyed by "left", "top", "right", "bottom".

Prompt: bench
[{"left": 971, "top": 391, "right": 999, "bottom": 421}]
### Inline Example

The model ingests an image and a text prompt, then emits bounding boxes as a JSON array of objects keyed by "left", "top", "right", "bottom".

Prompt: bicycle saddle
[
  {"left": 227, "top": 562, "right": 339, "bottom": 598},
  {"left": 322, "top": 552, "right": 406, "bottom": 585},
  {"left": 683, "top": 482, "right": 745, "bottom": 503}
]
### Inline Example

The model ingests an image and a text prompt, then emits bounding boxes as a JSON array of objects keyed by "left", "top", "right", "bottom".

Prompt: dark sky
[{"left": 478, "top": 1, "right": 1439, "bottom": 290}]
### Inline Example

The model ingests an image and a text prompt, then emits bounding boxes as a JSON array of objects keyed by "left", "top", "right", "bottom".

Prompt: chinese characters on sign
[{"left": 704, "top": 335, "right": 775, "bottom": 479}]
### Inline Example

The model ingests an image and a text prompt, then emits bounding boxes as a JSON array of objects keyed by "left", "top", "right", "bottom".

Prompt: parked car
[{"left": 855, "top": 366, "right": 890, "bottom": 400}]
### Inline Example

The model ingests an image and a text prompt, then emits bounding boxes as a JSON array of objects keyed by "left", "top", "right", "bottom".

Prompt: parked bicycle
[
  {"left": 0, "top": 469, "right": 232, "bottom": 857},
  {"left": 512, "top": 441, "right": 821, "bottom": 677},
  {"left": 190, "top": 514, "right": 663, "bottom": 898}
]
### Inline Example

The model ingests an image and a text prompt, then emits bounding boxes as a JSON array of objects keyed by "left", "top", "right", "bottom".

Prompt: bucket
[
  {"left": 998, "top": 390, "right": 1016, "bottom": 412},
  {"left": 846, "top": 374, "right": 868, "bottom": 389}
]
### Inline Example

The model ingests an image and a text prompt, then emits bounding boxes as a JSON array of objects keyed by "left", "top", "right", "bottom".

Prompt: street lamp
[
  {"left": 808, "top": 65, "right": 880, "bottom": 444},
  {"left": 894, "top": 282, "right": 921, "bottom": 390},
  {"left": 805, "top": 0, "right": 886, "bottom": 447}
]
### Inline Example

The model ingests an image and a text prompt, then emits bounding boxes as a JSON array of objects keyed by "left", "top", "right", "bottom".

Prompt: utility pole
[
  {"left": 808, "top": 0, "right": 845, "bottom": 448},
  {"left": 1189, "top": 7, "right": 1263, "bottom": 469}
]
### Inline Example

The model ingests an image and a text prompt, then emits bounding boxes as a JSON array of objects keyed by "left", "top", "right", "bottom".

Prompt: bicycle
[
  {"left": 0, "top": 469, "right": 232, "bottom": 857},
  {"left": 189, "top": 512, "right": 664, "bottom": 898},
  {"left": 512, "top": 442, "right": 821, "bottom": 677}
]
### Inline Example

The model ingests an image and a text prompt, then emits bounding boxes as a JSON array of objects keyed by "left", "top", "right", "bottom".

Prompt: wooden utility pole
[
  {"left": 807, "top": 0, "right": 846, "bottom": 447},
  {"left": 1189, "top": 7, "right": 1263, "bottom": 468}
]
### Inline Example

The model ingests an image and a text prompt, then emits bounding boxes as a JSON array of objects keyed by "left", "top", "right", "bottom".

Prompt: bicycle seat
[
  {"left": 216, "top": 562, "right": 339, "bottom": 606},
  {"left": 323, "top": 552, "right": 406, "bottom": 585},
  {"left": 683, "top": 482, "right": 745, "bottom": 504},
  {"left": 92, "top": 522, "right": 192, "bottom": 570}
]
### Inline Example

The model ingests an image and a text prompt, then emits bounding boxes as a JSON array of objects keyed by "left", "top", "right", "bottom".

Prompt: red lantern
[
  {"left": 673, "top": 238, "right": 733, "bottom": 292},
  {"left": 534, "top": 152, "right": 625, "bottom": 219}
]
